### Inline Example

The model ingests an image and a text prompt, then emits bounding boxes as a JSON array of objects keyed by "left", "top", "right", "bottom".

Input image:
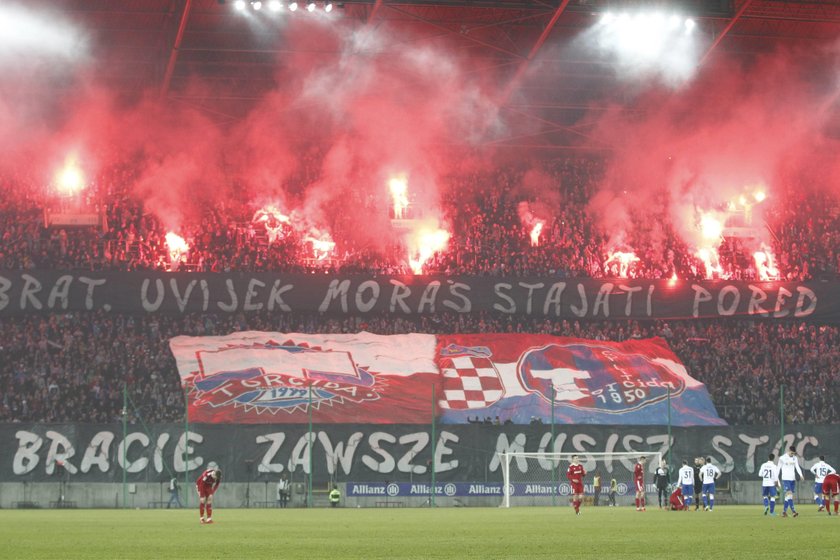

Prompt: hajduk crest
[{"left": 517, "top": 342, "right": 687, "bottom": 413}]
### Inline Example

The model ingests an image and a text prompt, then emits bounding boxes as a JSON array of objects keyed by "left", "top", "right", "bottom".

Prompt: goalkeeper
[{"left": 654, "top": 460, "right": 670, "bottom": 508}]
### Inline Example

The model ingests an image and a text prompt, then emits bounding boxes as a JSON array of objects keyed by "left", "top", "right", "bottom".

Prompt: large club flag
[
  {"left": 169, "top": 331, "right": 439, "bottom": 424},
  {"left": 436, "top": 334, "right": 725, "bottom": 426},
  {"left": 169, "top": 332, "right": 724, "bottom": 426}
]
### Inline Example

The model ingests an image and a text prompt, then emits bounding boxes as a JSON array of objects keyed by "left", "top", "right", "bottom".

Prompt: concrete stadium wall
[
  {"left": 730, "top": 480, "right": 818, "bottom": 507},
  {"left": 0, "top": 481, "right": 820, "bottom": 509},
  {"left": 0, "top": 482, "right": 315, "bottom": 510}
]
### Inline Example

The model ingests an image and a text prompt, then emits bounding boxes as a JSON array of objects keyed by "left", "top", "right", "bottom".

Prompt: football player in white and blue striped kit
[
  {"left": 758, "top": 453, "right": 780, "bottom": 515},
  {"left": 678, "top": 459, "right": 695, "bottom": 510},
  {"left": 778, "top": 446, "right": 804, "bottom": 517},
  {"left": 700, "top": 457, "right": 721, "bottom": 511},
  {"left": 810, "top": 455, "right": 836, "bottom": 511}
]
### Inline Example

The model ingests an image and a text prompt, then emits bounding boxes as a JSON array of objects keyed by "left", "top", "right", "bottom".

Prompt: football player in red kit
[
  {"left": 822, "top": 472, "right": 840, "bottom": 515},
  {"left": 669, "top": 486, "right": 685, "bottom": 511},
  {"left": 566, "top": 455, "right": 587, "bottom": 515},
  {"left": 195, "top": 467, "right": 222, "bottom": 524},
  {"left": 634, "top": 456, "right": 647, "bottom": 511}
]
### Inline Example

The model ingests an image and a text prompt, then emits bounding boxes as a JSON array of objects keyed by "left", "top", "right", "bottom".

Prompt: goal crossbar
[{"left": 500, "top": 451, "right": 664, "bottom": 508}]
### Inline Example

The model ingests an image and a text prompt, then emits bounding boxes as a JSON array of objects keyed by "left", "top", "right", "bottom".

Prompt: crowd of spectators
[
  {"left": 1, "top": 158, "right": 839, "bottom": 279},
  {"left": 1, "top": 311, "right": 837, "bottom": 426},
  {"left": 2, "top": 158, "right": 840, "bottom": 427}
]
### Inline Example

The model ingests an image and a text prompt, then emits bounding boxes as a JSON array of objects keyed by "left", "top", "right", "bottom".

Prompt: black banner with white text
[
  {"left": 3, "top": 423, "right": 835, "bottom": 483},
  {"left": 0, "top": 271, "right": 832, "bottom": 320}
]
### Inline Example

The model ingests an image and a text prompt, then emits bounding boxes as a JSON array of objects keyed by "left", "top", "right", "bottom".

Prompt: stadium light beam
[
  {"left": 268, "top": 0, "right": 282, "bottom": 11},
  {"left": 252, "top": 1, "right": 262, "bottom": 10},
  {"left": 289, "top": 1, "right": 298, "bottom": 11},
  {"left": 669, "top": 14, "right": 680, "bottom": 29},
  {"left": 325, "top": 2, "right": 333, "bottom": 12},
  {"left": 234, "top": 0, "right": 246, "bottom": 10},
  {"left": 307, "top": 2, "right": 316, "bottom": 12},
  {"left": 589, "top": 7, "right": 700, "bottom": 85}
]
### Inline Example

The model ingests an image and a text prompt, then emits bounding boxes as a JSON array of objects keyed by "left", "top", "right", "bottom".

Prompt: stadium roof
[{"left": 24, "top": 0, "right": 840, "bottom": 148}]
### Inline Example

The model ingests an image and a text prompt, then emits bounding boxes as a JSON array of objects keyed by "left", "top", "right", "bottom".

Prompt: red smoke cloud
[
  {"left": 586, "top": 44, "right": 840, "bottom": 274},
  {"left": 2, "top": 5, "right": 839, "bottom": 278},
  {"left": 0, "top": 12, "right": 501, "bottom": 262}
]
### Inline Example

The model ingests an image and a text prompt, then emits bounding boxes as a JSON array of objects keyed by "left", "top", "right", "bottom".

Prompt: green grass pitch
[{"left": 0, "top": 505, "right": 835, "bottom": 559}]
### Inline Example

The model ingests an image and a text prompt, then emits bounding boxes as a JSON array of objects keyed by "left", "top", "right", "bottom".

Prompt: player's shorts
[
  {"left": 761, "top": 486, "right": 777, "bottom": 498},
  {"left": 196, "top": 484, "right": 216, "bottom": 498},
  {"left": 823, "top": 480, "right": 840, "bottom": 495},
  {"left": 814, "top": 482, "right": 824, "bottom": 496},
  {"left": 570, "top": 482, "right": 584, "bottom": 495},
  {"left": 782, "top": 480, "right": 796, "bottom": 494},
  {"left": 701, "top": 483, "right": 715, "bottom": 495},
  {"left": 681, "top": 484, "right": 694, "bottom": 497},
  {"left": 634, "top": 479, "right": 644, "bottom": 493}
]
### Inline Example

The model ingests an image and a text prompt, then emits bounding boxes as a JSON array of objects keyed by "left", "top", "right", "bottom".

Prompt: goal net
[{"left": 499, "top": 451, "right": 664, "bottom": 508}]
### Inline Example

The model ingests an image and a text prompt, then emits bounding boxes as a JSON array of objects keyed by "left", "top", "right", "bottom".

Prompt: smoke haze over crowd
[{"left": 1, "top": 2, "right": 838, "bottom": 274}]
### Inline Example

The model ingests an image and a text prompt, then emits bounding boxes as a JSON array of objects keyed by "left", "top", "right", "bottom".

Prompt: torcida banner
[
  {"left": 169, "top": 333, "right": 723, "bottom": 426},
  {"left": 0, "top": 271, "right": 826, "bottom": 320}
]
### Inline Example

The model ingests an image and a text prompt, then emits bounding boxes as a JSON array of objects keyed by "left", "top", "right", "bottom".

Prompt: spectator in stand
[{"left": 1, "top": 158, "right": 838, "bottom": 279}]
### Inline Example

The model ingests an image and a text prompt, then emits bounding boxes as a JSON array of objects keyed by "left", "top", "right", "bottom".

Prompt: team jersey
[
  {"left": 654, "top": 467, "right": 669, "bottom": 488},
  {"left": 196, "top": 468, "right": 221, "bottom": 489},
  {"left": 758, "top": 460, "right": 780, "bottom": 487},
  {"left": 567, "top": 464, "right": 586, "bottom": 484},
  {"left": 700, "top": 463, "right": 721, "bottom": 484},
  {"left": 678, "top": 465, "right": 695, "bottom": 485},
  {"left": 777, "top": 454, "right": 804, "bottom": 482},
  {"left": 634, "top": 463, "right": 644, "bottom": 482},
  {"left": 810, "top": 461, "right": 836, "bottom": 483},
  {"left": 823, "top": 473, "right": 840, "bottom": 492}
]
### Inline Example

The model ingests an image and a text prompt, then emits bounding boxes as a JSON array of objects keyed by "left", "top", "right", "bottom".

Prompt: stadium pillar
[
  {"left": 780, "top": 384, "right": 785, "bottom": 453},
  {"left": 667, "top": 388, "right": 672, "bottom": 469},
  {"left": 551, "top": 385, "right": 556, "bottom": 507},
  {"left": 699, "top": 0, "right": 755, "bottom": 66},
  {"left": 431, "top": 384, "right": 436, "bottom": 508},
  {"left": 160, "top": 0, "right": 193, "bottom": 98},
  {"left": 122, "top": 385, "right": 127, "bottom": 509},
  {"left": 183, "top": 385, "right": 190, "bottom": 508},
  {"left": 499, "top": 0, "right": 571, "bottom": 105},
  {"left": 308, "top": 385, "right": 313, "bottom": 508}
]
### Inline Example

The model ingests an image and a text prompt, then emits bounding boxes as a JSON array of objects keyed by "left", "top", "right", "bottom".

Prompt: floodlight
[{"left": 669, "top": 14, "right": 680, "bottom": 29}]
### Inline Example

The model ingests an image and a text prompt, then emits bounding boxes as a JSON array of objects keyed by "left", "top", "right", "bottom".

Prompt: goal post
[{"left": 500, "top": 451, "right": 664, "bottom": 508}]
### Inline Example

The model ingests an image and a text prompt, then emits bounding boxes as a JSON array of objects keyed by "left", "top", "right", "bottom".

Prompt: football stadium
[{"left": 1, "top": 0, "right": 839, "bottom": 558}]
